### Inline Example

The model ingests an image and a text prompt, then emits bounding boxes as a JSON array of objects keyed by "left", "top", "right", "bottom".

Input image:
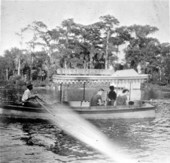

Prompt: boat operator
[
  {"left": 90, "top": 89, "right": 105, "bottom": 106},
  {"left": 22, "top": 82, "right": 40, "bottom": 107}
]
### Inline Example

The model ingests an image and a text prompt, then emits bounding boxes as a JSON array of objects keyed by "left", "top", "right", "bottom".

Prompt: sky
[{"left": 0, "top": 0, "right": 170, "bottom": 56}]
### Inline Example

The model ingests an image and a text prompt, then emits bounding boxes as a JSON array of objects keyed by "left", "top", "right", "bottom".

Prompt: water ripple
[{"left": 0, "top": 101, "right": 170, "bottom": 163}]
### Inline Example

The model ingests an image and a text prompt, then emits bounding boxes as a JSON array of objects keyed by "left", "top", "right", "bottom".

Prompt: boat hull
[
  {"left": 0, "top": 104, "right": 48, "bottom": 120},
  {"left": 0, "top": 103, "right": 155, "bottom": 120},
  {"left": 75, "top": 105, "right": 155, "bottom": 119}
]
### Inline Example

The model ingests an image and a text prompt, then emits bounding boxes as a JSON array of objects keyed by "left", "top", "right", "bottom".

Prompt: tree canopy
[{"left": 0, "top": 15, "right": 170, "bottom": 84}]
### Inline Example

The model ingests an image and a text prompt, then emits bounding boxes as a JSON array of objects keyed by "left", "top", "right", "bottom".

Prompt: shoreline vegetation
[
  {"left": 0, "top": 69, "right": 170, "bottom": 102},
  {"left": 0, "top": 77, "right": 170, "bottom": 105},
  {"left": 142, "top": 83, "right": 170, "bottom": 100},
  {"left": 0, "top": 15, "right": 169, "bottom": 104},
  {"left": 0, "top": 15, "right": 170, "bottom": 89}
]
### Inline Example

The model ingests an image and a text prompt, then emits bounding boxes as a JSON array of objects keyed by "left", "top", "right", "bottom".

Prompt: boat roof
[
  {"left": 112, "top": 69, "right": 139, "bottom": 77},
  {"left": 52, "top": 69, "right": 148, "bottom": 84}
]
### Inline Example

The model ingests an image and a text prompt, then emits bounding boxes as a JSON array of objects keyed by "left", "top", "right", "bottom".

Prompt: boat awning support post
[
  {"left": 116, "top": 80, "right": 118, "bottom": 94},
  {"left": 83, "top": 82, "right": 86, "bottom": 102},
  {"left": 60, "top": 83, "right": 63, "bottom": 103},
  {"left": 129, "top": 81, "right": 132, "bottom": 101}
]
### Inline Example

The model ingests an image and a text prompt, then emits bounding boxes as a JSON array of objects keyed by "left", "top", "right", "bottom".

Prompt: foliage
[
  {"left": 164, "top": 56, "right": 170, "bottom": 83},
  {"left": 0, "top": 56, "right": 8, "bottom": 80},
  {"left": 125, "top": 25, "right": 159, "bottom": 69},
  {"left": 0, "top": 74, "right": 26, "bottom": 104},
  {"left": 142, "top": 83, "right": 170, "bottom": 100},
  {"left": 8, "top": 75, "right": 25, "bottom": 86},
  {"left": 123, "top": 25, "right": 170, "bottom": 84},
  {"left": 0, "top": 15, "right": 170, "bottom": 85}
]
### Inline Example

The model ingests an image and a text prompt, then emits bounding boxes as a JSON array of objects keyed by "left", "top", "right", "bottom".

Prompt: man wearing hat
[{"left": 22, "top": 82, "right": 39, "bottom": 107}]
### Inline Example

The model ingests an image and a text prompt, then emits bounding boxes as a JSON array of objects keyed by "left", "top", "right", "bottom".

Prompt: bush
[
  {"left": 0, "top": 86, "right": 24, "bottom": 104},
  {"left": 8, "top": 75, "right": 25, "bottom": 87},
  {"left": 0, "top": 75, "right": 26, "bottom": 104},
  {"left": 142, "top": 84, "right": 164, "bottom": 100},
  {"left": 33, "top": 80, "right": 48, "bottom": 87},
  {"left": 147, "top": 88, "right": 159, "bottom": 99}
]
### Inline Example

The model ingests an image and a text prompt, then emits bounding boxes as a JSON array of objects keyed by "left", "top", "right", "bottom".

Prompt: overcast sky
[{"left": 0, "top": 0, "right": 170, "bottom": 55}]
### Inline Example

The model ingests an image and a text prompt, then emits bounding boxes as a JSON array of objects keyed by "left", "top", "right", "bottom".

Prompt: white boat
[
  {"left": 0, "top": 69, "right": 155, "bottom": 120},
  {"left": 0, "top": 101, "right": 155, "bottom": 120}
]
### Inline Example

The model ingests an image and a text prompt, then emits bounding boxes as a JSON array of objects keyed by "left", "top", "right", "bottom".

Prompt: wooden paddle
[{"left": 36, "top": 97, "right": 55, "bottom": 115}]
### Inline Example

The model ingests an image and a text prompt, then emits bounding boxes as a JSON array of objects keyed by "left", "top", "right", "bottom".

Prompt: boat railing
[
  {"left": 68, "top": 100, "right": 147, "bottom": 109},
  {"left": 56, "top": 68, "right": 115, "bottom": 76}
]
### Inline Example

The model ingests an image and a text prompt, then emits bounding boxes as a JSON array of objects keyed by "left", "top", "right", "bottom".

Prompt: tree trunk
[
  {"left": 17, "top": 58, "right": 21, "bottom": 75},
  {"left": 159, "top": 67, "right": 162, "bottom": 82},
  {"left": 30, "top": 55, "right": 34, "bottom": 81},
  {"left": 105, "top": 30, "right": 110, "bottom": 69},
  {"left": 89, "top": 47, "right": 94, "bottom": 69},
  {"left": 6, "top": 69, "right": 8, "bottom": 80}
]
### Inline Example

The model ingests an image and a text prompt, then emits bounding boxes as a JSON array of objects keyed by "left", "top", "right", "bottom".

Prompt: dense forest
[{"left": 0, "top": 15, "right": 170, "bottom": 85}]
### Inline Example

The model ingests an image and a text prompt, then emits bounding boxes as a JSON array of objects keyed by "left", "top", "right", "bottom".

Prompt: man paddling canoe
[{"left": 22, "top": 82, "right": 40, "bottom": 107}]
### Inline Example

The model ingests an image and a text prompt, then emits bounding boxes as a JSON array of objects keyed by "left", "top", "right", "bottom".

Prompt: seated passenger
[
  {"left": 107, "top": 85, "right": 117, "bottom": 106},
  {"left": 90, "top": 89, "right": 105, "bottom": 106},
  {"left": 116, "top": 89, "right": 129, "bottom": 106}
]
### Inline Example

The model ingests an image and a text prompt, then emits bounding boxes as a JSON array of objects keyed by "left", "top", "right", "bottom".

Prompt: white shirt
[{"left": 22, "top": 89, "right": 32, "bottom": 102}]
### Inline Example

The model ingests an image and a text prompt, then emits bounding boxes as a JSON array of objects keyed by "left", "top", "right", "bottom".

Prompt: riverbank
[
  {"left": 0, "top": 119, "right": 98, "bottom": 163},
  {"left": 0, "top": 126, "right": 67, "bottom": 163},
  {"left": 0, "top": 121, "right": 62, "bottom": 163}
]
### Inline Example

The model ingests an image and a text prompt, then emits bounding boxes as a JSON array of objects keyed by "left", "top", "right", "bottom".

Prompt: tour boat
[
  {"left": 0, "top": 101, "right": 155, "bottom": 120},
  {"left": 0, "top": 69, "right": 156, "bottom": 120}
]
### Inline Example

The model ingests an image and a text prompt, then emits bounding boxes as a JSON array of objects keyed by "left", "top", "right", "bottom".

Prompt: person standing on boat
[
  {"left": 90, "top": 89, "right": 105, "bottom": 106},
  {"left": 116, "top": 89, "right": 129, "bottom": 106},
  {"left": 22, "top": 82, "right": 40, "bottom": 107},
  {"left": 107, "top": 86, "right": 117, "bottom": 106}
]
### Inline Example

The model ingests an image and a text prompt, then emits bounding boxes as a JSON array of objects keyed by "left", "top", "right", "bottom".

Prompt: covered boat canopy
[
  {"left": 52, "top": 69, "right": 148, "bottom": 84},
  {"left": 52, "top": 68, "right": 148, "bottom": 102}
]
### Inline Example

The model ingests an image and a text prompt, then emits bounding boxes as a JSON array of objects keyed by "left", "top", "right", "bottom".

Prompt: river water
[{"left": 0, "top": 89, "right": 170, "bottom": 163}]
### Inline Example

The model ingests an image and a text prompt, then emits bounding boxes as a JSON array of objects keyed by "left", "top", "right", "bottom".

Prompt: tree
[
  {"left": 15, "top": 16, "right": 169, "bottom": 76},
  {"left": 125, "top": 25, "right": 159, "bottom": 71},
  {"left": 99, "top": 15, "right": 119, "bottom": 69},
  {"left": 159, "top": 43, "right": 170, "bottom": 83},
  {"left": 0, "top": 56, "right": 9, "bottom": 80},
  {"left": 30, "top": 51, "right": 49, "bottom": 80},
  {"left": 16, "top": 28, "right": 27, "bottom": 75},
  {"left": 164, "top": 57, "right": 170, "bottom": 84},
  {"left": 3, "top": 48, "right": 26, "bottom": 79},
  {"left": 25, "top": 21, "right": 54, "bottom": 57}
]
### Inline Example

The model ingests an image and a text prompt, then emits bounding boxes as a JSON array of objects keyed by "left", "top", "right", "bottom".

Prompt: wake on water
[{"left": 37, "top": 99, "right": 138, "bottom": 163}]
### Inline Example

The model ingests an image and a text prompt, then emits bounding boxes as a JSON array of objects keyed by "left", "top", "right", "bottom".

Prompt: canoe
[
  {"left": 0, "top": 103, "right": 48, "bottom": 120},
  {"left": 0, "top": 102, "right": 155, "bottom": 120}
]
